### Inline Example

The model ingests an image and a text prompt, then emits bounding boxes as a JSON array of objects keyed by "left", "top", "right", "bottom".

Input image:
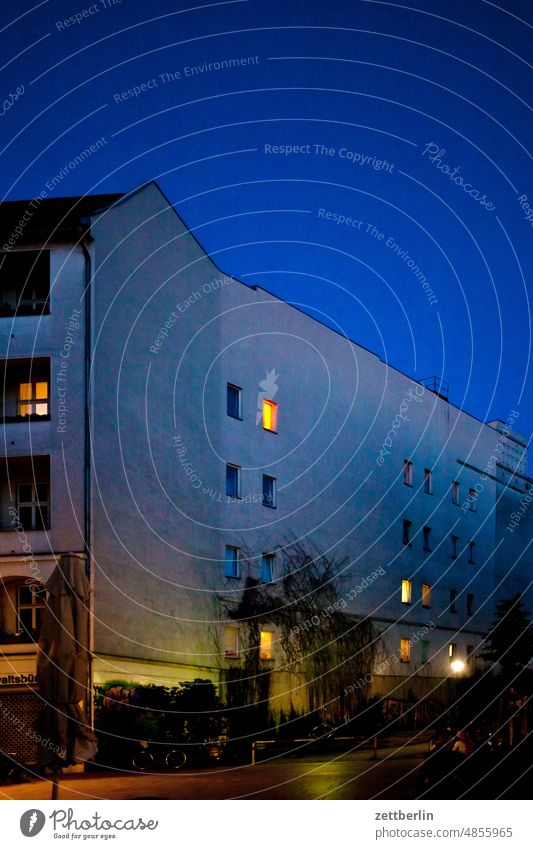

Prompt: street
[{"left": 0, "top": 742, "right": 426, "bottom": 801}]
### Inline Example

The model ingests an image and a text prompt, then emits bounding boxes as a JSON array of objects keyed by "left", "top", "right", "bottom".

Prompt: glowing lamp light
[{"left": 450, "top": 659, "right": 465, "bottom": 674}]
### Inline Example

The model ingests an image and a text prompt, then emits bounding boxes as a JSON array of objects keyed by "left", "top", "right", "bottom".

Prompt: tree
[
  {"left": 220, "top": 541, "right": 383, "bottom": 733},
  {"left": 479, "top": 594, "right": 533, "bottom": 686}
]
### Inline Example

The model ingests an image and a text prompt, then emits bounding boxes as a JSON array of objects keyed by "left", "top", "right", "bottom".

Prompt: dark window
[
  {"left": 423, "top": 526, "right": 432, "bottom": 551},
  {"left": 17, "top": 482, "right": 48, "bottom": 530},
  {"left": 424, "top": 468, "right": 432, "bottom": 494},
  {"left": 467, "top": 593, "right": 474, "bottom": 616},
  {"left": 260, "top": 553, "right": 275, "bottom": 583},
  {"left": 420, "top": 640, "right": 430, "bottom": 664},
  {"left": 227, "top": 384, "right": 241, "bottom": 419},
  {"left": 225, "top": 464, "right": 241, "bottom": 498},
  {"left": 449, "top": 589, "right": 457, "bottom": 613},
  {"left": 468, "top": 541, "right": 476, "bottom": 563},
  {"left": 0, "top": 251, "right": 50, "bottom": 316},
  {"left": 451, "top": 535, "right": 458, "bottom": 559},
  {"left": 262, "top": 474, "right": 276, "bottom": 508},
  {"left": 452, "top": 480, "right": 460, "bottom": 505},
  {"left": 403, "top": 460, "right": 413, "bottom": 486},
  {"left": 402, "top": 519, "right": 412, "bottom": 545}
]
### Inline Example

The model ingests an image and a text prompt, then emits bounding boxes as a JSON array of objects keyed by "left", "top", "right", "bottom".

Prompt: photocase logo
[{"left": 20, "top": 809, "right": 46, "bottom": 837}]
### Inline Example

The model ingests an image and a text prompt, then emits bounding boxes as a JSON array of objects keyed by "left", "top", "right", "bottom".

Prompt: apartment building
[{"left": 0, "top": 182, "right": 530, "bottom": 758}]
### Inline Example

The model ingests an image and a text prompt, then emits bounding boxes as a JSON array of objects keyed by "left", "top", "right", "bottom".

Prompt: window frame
[
  {"left": 403, "top": 459, "right": 413, "bottom": 487},
  {"left": 468, "top": 540, "right": 476, "bottom": 564},
  {"left": 421, "top": 583, "right": 431, "bottom": 608},
  {"left": 226, "top": 383, "right": 242, "bottom": 420},
  {"left": 401, "top": 579, "right": 412, "bottom": 604},
  {"left": 260, "top": 552, "right": 275, "bottom": 584},
  {"left": 424, "top": 468, "right": 433, "bottom": 494},
  {"left": 467, "top": 593, "right": 474, "bottom": 616},
  {"left": 469, "top": 488, "right": 478, "bottom": 511},
  {"left": 223, "top": 625, "right": 239, "bottom": 658},
  {"left": 400, "top": 638, "right": 411, "bottom": 663},
  {"left": 262, "top": 399, "right": 278, "bottom": 433},
  {"left": 402, "top": 519, "right": 412, "bottom": 546},
  {"left": 18, "top": 380, "right": 49, "bottom": 417},
  {"left": 451, "top": 534, "right": 458, "bottom": 560},
  {"left": 423, "top": 525, "right": 432, "bottom": 552},
  {"left": 224, "top": 545, "right": 241, "bottom": 579},
  {"left": 449, "top": 589, "right": 457, "bottom": 614},
  {"left": 451, "top": 480, "right": 460, "bottom": 505},
  {"left": 225, "top": 463, "right": 241, "bottom": 499},
  {"left": 262, "top": 474, "right": 277, "bottom": 508},
  {"left": 259, "top": 629, "right": 273, "bottom": 660},
  {"left": 16, "top": 583, "right": 45, "bottom": 635},
  {"left": 16, "top": 481, "right": 49, "bottom": 531},
  {"left": 420, "top": 639, "right": 430, "bottom": 665}
]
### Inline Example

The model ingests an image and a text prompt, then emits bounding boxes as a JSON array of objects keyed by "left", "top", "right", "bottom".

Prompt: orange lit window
[
  {"left": 260, "top": 630, "right": 273, "bottom": 660},
  {"left": 421, "top": 583, "right": 431, "bottom": 608},
  {"left": 18, "top": 382, "right": 48, "bottom": 416},
  {"left": 262, "top": 400, "right": 278, "bottom": 432},
  {"left": 400, "top": 638, "right": 411, "bottom": 663}
]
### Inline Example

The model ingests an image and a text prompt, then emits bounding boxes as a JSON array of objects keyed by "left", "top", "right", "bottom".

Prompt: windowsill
[
  {"left": 224, "top": 574, "right": 241, "bottom": 580},
  {"left": 403, "top": 542, "right": 412, "bottom": 547},
  {"left": 0, "top": 415, "right": 50, "bottom": 424},
  {"left": 401, "top": 602, "right": 411, "bottom": 606},
  {"left": 0, "top": 526, "right": 50, "bottom": 533},
  {"left": 227, "top": 414, "right": 243, "bottom": 421},
  {"left": 423, "top": 548, "right": 431, "bottom": 553},
  {"left": 403, "top": 482, "right": 413, "bottom": 487},
  {"left": 263, "top": 428, "right": 278, "bottom": 434},
  {"left": 421, "top": 606, "right": 431, "bottom": 610},
  {"left": 468, "top": 560, "right": 475, "bottom": 565},
  {"left": 451, "top": 555, "right": 457, "bottom": 560},
  {"left": 262, "top": 503, "right": 277, "bottom": 509},
  {"left": 226, "top": 495, "right": 242, "bottom": 501}
]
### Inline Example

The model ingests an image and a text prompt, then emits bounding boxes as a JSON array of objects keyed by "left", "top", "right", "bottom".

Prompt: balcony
[
  {"left": 0, "top": 250, "right": 50, "bottom": 317},
  {"left": 0, "top": 358, "right": 50, "bottom": 424}
]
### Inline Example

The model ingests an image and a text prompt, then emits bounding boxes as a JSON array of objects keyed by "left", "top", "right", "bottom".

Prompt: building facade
[{"left": 0, "top": 182, "right": 530, "bottom": 757}]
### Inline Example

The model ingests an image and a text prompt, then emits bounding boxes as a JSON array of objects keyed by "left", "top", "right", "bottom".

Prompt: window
[
  {"left": 17, "top": 584, "right": 45, "bottom": 635},
  {"left": 402, "top": 519, "right": 412, "bottom": 546},
  {"left": 262, "top": 474, "right": 276, "bottom": 508},
  {"left": 18, "top": 381, "right": 48, "bottom": 417},
  {"left": 0, "top": 250, "right": 50, "bottom": 316},
  {"left": 420, "top": 640, "right": 430, "bottom": 664},
  {"left": 226, "top": 383, "right": 242, "bottom": 419},
  {"left": 403, "top": 460, "right": 413, "bottom": 486},
  {"left": 17, "top": 482, "right": 48, "bottom": 530},
  {"left": 260, "top": 630, "right": 273, "bottom": 660},
  {"left": 466, "top": 644, "right": 474, "bottom": 658},
  {"left": 225, "top": 463, "right": 241, "bottom": 498},
  {"left": 261, "top": 553, "right": 275, "bottom": 584},
  {"left": 467, "top": 593, "right": 474, "bottom": 616},
  {"left": 400, "top": 638, "right": 411, "bottom": 663},
  {"left": 224, "top": 545, "right": 240, "bottom": 578},
  {"left": 449, "top": 589, "right": 457, "bottom": 613},
  {"left": 401, "top": 579, "right": 412, "bottom": 604},
  {"left": 424, "top": 468, "right": 432, "bottom": 494},
  {"left": 451, "top": 480, "right": 460, "bottom": 505},
  {"left": 421, "top": 583, "right": 431, "bottom": 608},
  {"left": 451, "top": 535, "right": 458, "bottom": 559},
  {"left": 468, "top": 541, "right": 476, "bottom": 564},
  {"left": 262, "top": 400, "right": 278, "bottom": 432},
  {"left": 423, "top": 526, "right": 432, "bottom": 551},
  {"left": 223, "top": 626, "right": 239, "bottom": 658},
  {"left": 449, "top": 642, "right": 457, "bottom": 659},
  {"left": 469, "top": 488, "right": 478, "bottom": 511}
]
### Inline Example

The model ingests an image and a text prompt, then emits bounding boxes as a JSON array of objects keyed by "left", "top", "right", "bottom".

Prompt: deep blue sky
[{"left": 1, "top": 0, "right": 532, "bottom": 452}]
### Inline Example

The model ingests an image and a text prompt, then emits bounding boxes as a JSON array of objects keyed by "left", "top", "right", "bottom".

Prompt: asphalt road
[{"left": 0, "top": 743, "right": 426, "bottom": 801}]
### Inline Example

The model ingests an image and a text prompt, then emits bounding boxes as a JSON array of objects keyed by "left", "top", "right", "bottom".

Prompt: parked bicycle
[{"left": 131, "top": 740, "right": 187, "bottom": 771}]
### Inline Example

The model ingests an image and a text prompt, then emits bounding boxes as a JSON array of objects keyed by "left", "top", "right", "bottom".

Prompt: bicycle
[{"left": 131, "top": 740, "right": 187, "bottom": 771}]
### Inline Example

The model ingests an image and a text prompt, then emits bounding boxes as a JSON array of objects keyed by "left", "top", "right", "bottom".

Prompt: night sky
[{"left": 2, "top": 0, "right": 532, "bottom": 457}]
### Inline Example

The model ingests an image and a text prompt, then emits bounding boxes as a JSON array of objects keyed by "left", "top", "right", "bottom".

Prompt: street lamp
[{"left": 450, "top": 659, "right": 465, "bottom": 674}]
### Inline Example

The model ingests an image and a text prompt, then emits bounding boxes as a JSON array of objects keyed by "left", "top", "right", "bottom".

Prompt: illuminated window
[
  {"left": 18, "top": 382, "right": 48, "bottom": 417},
  {"left": 260, "top": 630, "right": 273, "bottom": 660},
  {"left": 227, "top": 383, "right": 242, "bottom": 419},
  {"left": 423, "top": 526, "right": 432, "bottom": 552},
  {"left": 224, "top": 545, "right": 240, "bottom": 578},
  {"left": 17, "top": 482, "right": 48, "bottom": 531},
  {"left": 424, "top": 468, "right": 432, "bottom": 494},
  {"left": 262, "top": 400, "right": 278, "bottom": 432},
  {"left": 469, "top": 488, "right": 478, "bottom": 511},
  {"left": 451, "top": 480, "right": 460, "bottom": 505},
  {"left": 17, "top": 584, "right": 45, "bottom": 635},
  {"left": 403, "top": 460, "right": 413, "bottom": 486},
  {"left": 402, "top": 519, "right": 412, "bottom": 545},
  {"left": 260, "top": 553, "right": 275, "bottom": 584},
  {"left": 421, "top": 583, "right": 431, "bottom": 608},
  {"left": 467, "top": 593, "right": 474, "bottom": 616},
  {"left": 449, "top": 642, "right": 457, "bottom": 659},
  {"left": 223, "top": 626, "right": 239, "bottom": 658},
  {"left": 449, "top": 589, "right": 457, "bottom": 613},
  {"left": 401, "top": 579, "right": 412, "bottom": 604},
  {"left": 468, "top": 541, "right": 476, "bottom": 563},
  {"left": 451, "top": 535, "right": 458, "bottom": 559},
  {"left": 400, "top": 638, "right": 411, "bottom": 663},
  {"left": 262, "top": 474, "right": 276, "bottom": 508},
  {"left": 225, "top": 463, "right": 241, "bottom": 498},
  {"left": 420, "top": 640, "right": 430, "bottom": 664}
]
